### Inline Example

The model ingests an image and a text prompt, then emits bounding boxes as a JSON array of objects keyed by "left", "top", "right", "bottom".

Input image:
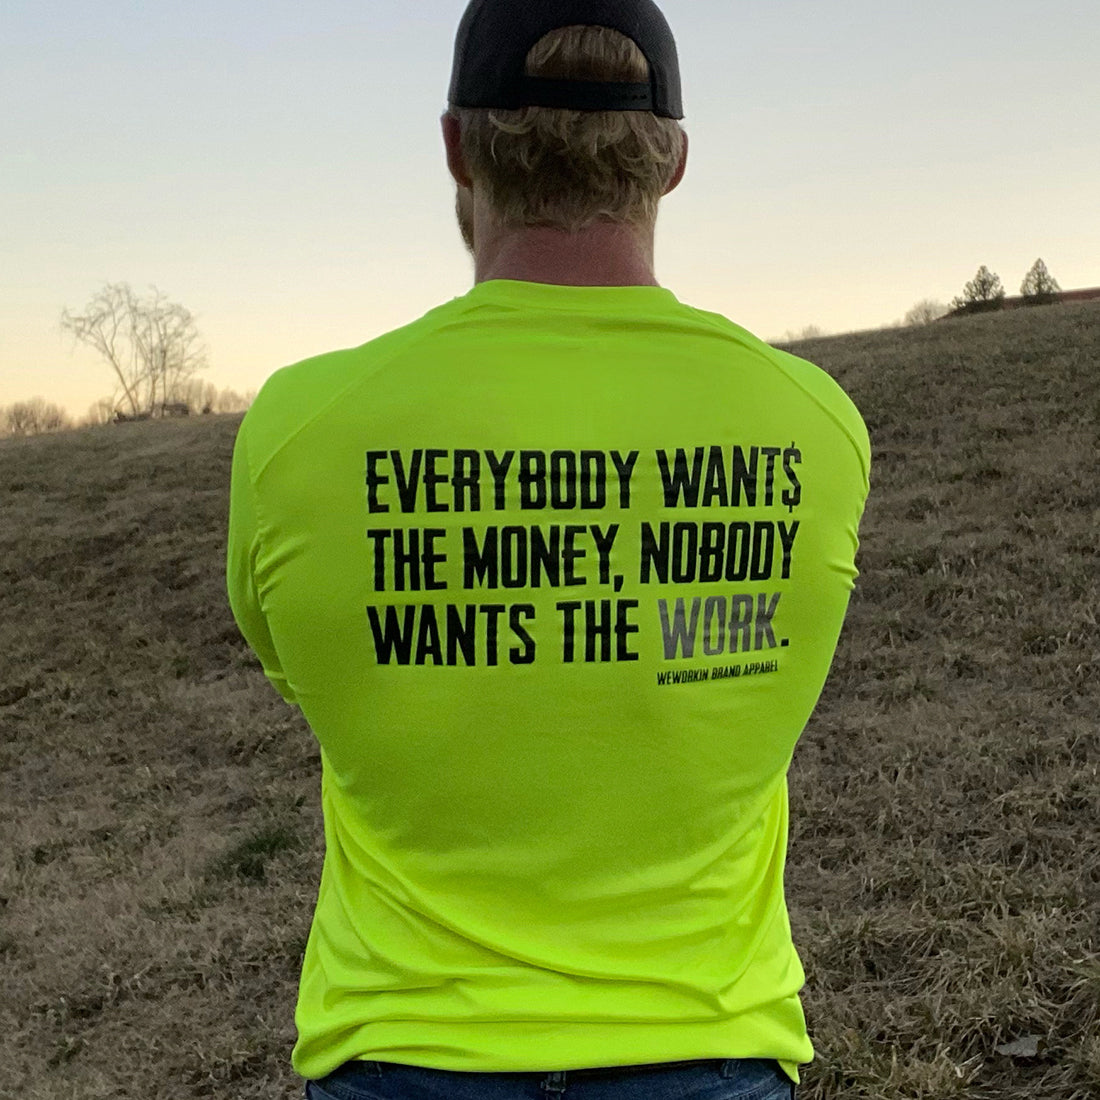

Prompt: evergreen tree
[
  {"left": 951, "top": 266, "right": 1006, "bottom": 314},
  {"left": 1020, "top": 258, "right": 1061, "bottom": 305}
]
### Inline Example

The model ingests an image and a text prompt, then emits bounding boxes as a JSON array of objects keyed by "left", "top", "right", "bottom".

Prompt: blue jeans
[{"left": 305, "top": 1058, "right": 795, "bottom": 1099}]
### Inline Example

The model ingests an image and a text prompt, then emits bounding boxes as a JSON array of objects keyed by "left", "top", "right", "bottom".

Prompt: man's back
[{"left": 227, "top": 278, "right": 870, "bottom": 1084}]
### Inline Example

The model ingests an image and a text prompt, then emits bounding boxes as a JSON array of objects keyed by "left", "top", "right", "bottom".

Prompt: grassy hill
[{"left": 2, "top": 301, "right": 1097, "bottom": 1100}]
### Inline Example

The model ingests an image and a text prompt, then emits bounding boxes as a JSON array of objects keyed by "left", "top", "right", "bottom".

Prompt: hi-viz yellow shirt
[{"left": 226, "top": 279, "right": 870, "bottom": 1086}]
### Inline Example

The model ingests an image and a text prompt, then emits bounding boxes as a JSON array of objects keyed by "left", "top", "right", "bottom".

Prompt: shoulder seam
[
  {"left": 249, "top": 299, "right": 465, "bottom": 482},
  {"left": 685, "top": 307, "right": 870, "bottom": 485}
]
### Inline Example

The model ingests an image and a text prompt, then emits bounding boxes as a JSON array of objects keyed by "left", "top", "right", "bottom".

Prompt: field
[{"left": 2, "top": 301, "right": 1098, "bottom": 1099}]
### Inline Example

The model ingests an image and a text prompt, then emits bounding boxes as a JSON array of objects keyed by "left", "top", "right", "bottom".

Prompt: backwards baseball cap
[{"left": 448, "top": 0, "right": 684, "bottom": 120}]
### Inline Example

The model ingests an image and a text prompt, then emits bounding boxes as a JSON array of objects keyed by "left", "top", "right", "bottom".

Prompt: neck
[{"left": 474, "top": 219, "right": 659, "bottom": 288}]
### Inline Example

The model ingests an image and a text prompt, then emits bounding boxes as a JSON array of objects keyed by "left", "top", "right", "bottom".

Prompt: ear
[
  {"left": 663, "top": 130, "right": 689, "bottom": 196},
  {"left": 442, "top": 112, "right": 473, "bottom": 190}
]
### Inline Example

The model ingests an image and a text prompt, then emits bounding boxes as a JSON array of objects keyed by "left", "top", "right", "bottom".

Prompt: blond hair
[{"left": 449, "top": 25, "right": 686, "bottom": 233}]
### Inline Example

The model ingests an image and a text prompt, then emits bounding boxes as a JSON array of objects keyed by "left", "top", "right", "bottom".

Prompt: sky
[{"left": 2, "top": 0, "right": 1098, "bottom": 419}]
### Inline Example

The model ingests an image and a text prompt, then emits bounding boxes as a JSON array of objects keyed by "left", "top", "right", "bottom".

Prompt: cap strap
[{"left": 516, "top": 76, "right": 655, "bottom": 112}]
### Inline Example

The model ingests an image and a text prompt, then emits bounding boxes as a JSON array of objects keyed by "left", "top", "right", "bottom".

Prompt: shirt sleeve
[{"left": 226, "top": 419, "right": 299, "bottom": 706}]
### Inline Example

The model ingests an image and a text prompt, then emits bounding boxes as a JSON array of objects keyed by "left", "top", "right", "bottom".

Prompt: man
[{"left": 227, "top": 2, "right": 870, "bottom": 1098}]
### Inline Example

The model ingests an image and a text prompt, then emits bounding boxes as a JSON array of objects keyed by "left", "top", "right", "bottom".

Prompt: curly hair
[{"left": 449, "top": 25, "right": 687, "bottom": 233}]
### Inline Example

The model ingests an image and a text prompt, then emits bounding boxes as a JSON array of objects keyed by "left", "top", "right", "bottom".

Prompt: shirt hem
[{"left": 293, "top": 1017, "right": 811, "bottom": 1086}]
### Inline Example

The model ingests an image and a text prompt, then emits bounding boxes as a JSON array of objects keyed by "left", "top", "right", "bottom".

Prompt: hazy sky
[{"left": 3, "top": 0, "right": 1098, "bottom": 418}]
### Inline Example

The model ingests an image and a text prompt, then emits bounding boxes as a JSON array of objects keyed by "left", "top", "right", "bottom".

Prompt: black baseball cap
[{"left": 448, "top": 0, "right": 684, "bottom": 120}]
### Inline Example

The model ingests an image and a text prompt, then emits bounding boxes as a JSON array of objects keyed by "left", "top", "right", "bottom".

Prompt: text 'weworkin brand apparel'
[{"left": 227, "top": 279, "right": 871, "bottom": 1086}]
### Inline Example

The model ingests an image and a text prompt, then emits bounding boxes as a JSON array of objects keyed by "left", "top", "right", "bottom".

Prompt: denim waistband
[
  {"left": 559, "top": 1059, "right": 724, "bottom": 1078},
  {"left": 352, "top": 1058, "right": 728, "bottom": 1078}
]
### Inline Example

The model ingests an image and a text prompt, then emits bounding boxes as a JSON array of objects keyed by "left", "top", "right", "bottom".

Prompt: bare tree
[
  {"left": 179, "top": 380, "right": 255, "bottom": 414},
  {"left": 169, "top": 379, "right": 254, "bottom": 415},
  {"left": 777, "top": 324, "right": 828, "bottom": 344},
  {"left": 61, "top": 283, "right": 208, "bottom": 417},
  {"left": 84, "top": 398, "right": 116, "bottom": 426},
  {"left": 175, "top": 377, "right": 217, "bottom": 414},
  {"left": 3, "top": 398, "right": 72, "bottom": 437},
  {"left": 904, "top": 299, "right": 948, "bottom": 326},
  {"left": 211, "top": 387, "right": 255, "bottom": 413}
]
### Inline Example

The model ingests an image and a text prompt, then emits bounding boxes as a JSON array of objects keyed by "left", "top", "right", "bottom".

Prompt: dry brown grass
[{"left": 2, "top": 301, "right": 1098, "bottom": 1099}]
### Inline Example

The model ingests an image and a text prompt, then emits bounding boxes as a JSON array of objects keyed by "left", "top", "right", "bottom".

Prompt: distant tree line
[
  {"left": 895, "top": 259, "right": 1064, "bottom": 329},
  {"left": 0, "top": 383, "right": 255, "bottom": 438},
  {"left": 949, "top": 259, "right": 1062, "bottom": 315},
  {"left": 0, "top": 398, "right": 73, "bottom": 438},
  {"left": 80, "top": 381, "right": 255, "bottom": 426}
]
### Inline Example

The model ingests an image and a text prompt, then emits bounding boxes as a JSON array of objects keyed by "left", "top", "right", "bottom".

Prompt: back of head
[{"left": 449, "top": 25, "right": 686, "bottom": 234}]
